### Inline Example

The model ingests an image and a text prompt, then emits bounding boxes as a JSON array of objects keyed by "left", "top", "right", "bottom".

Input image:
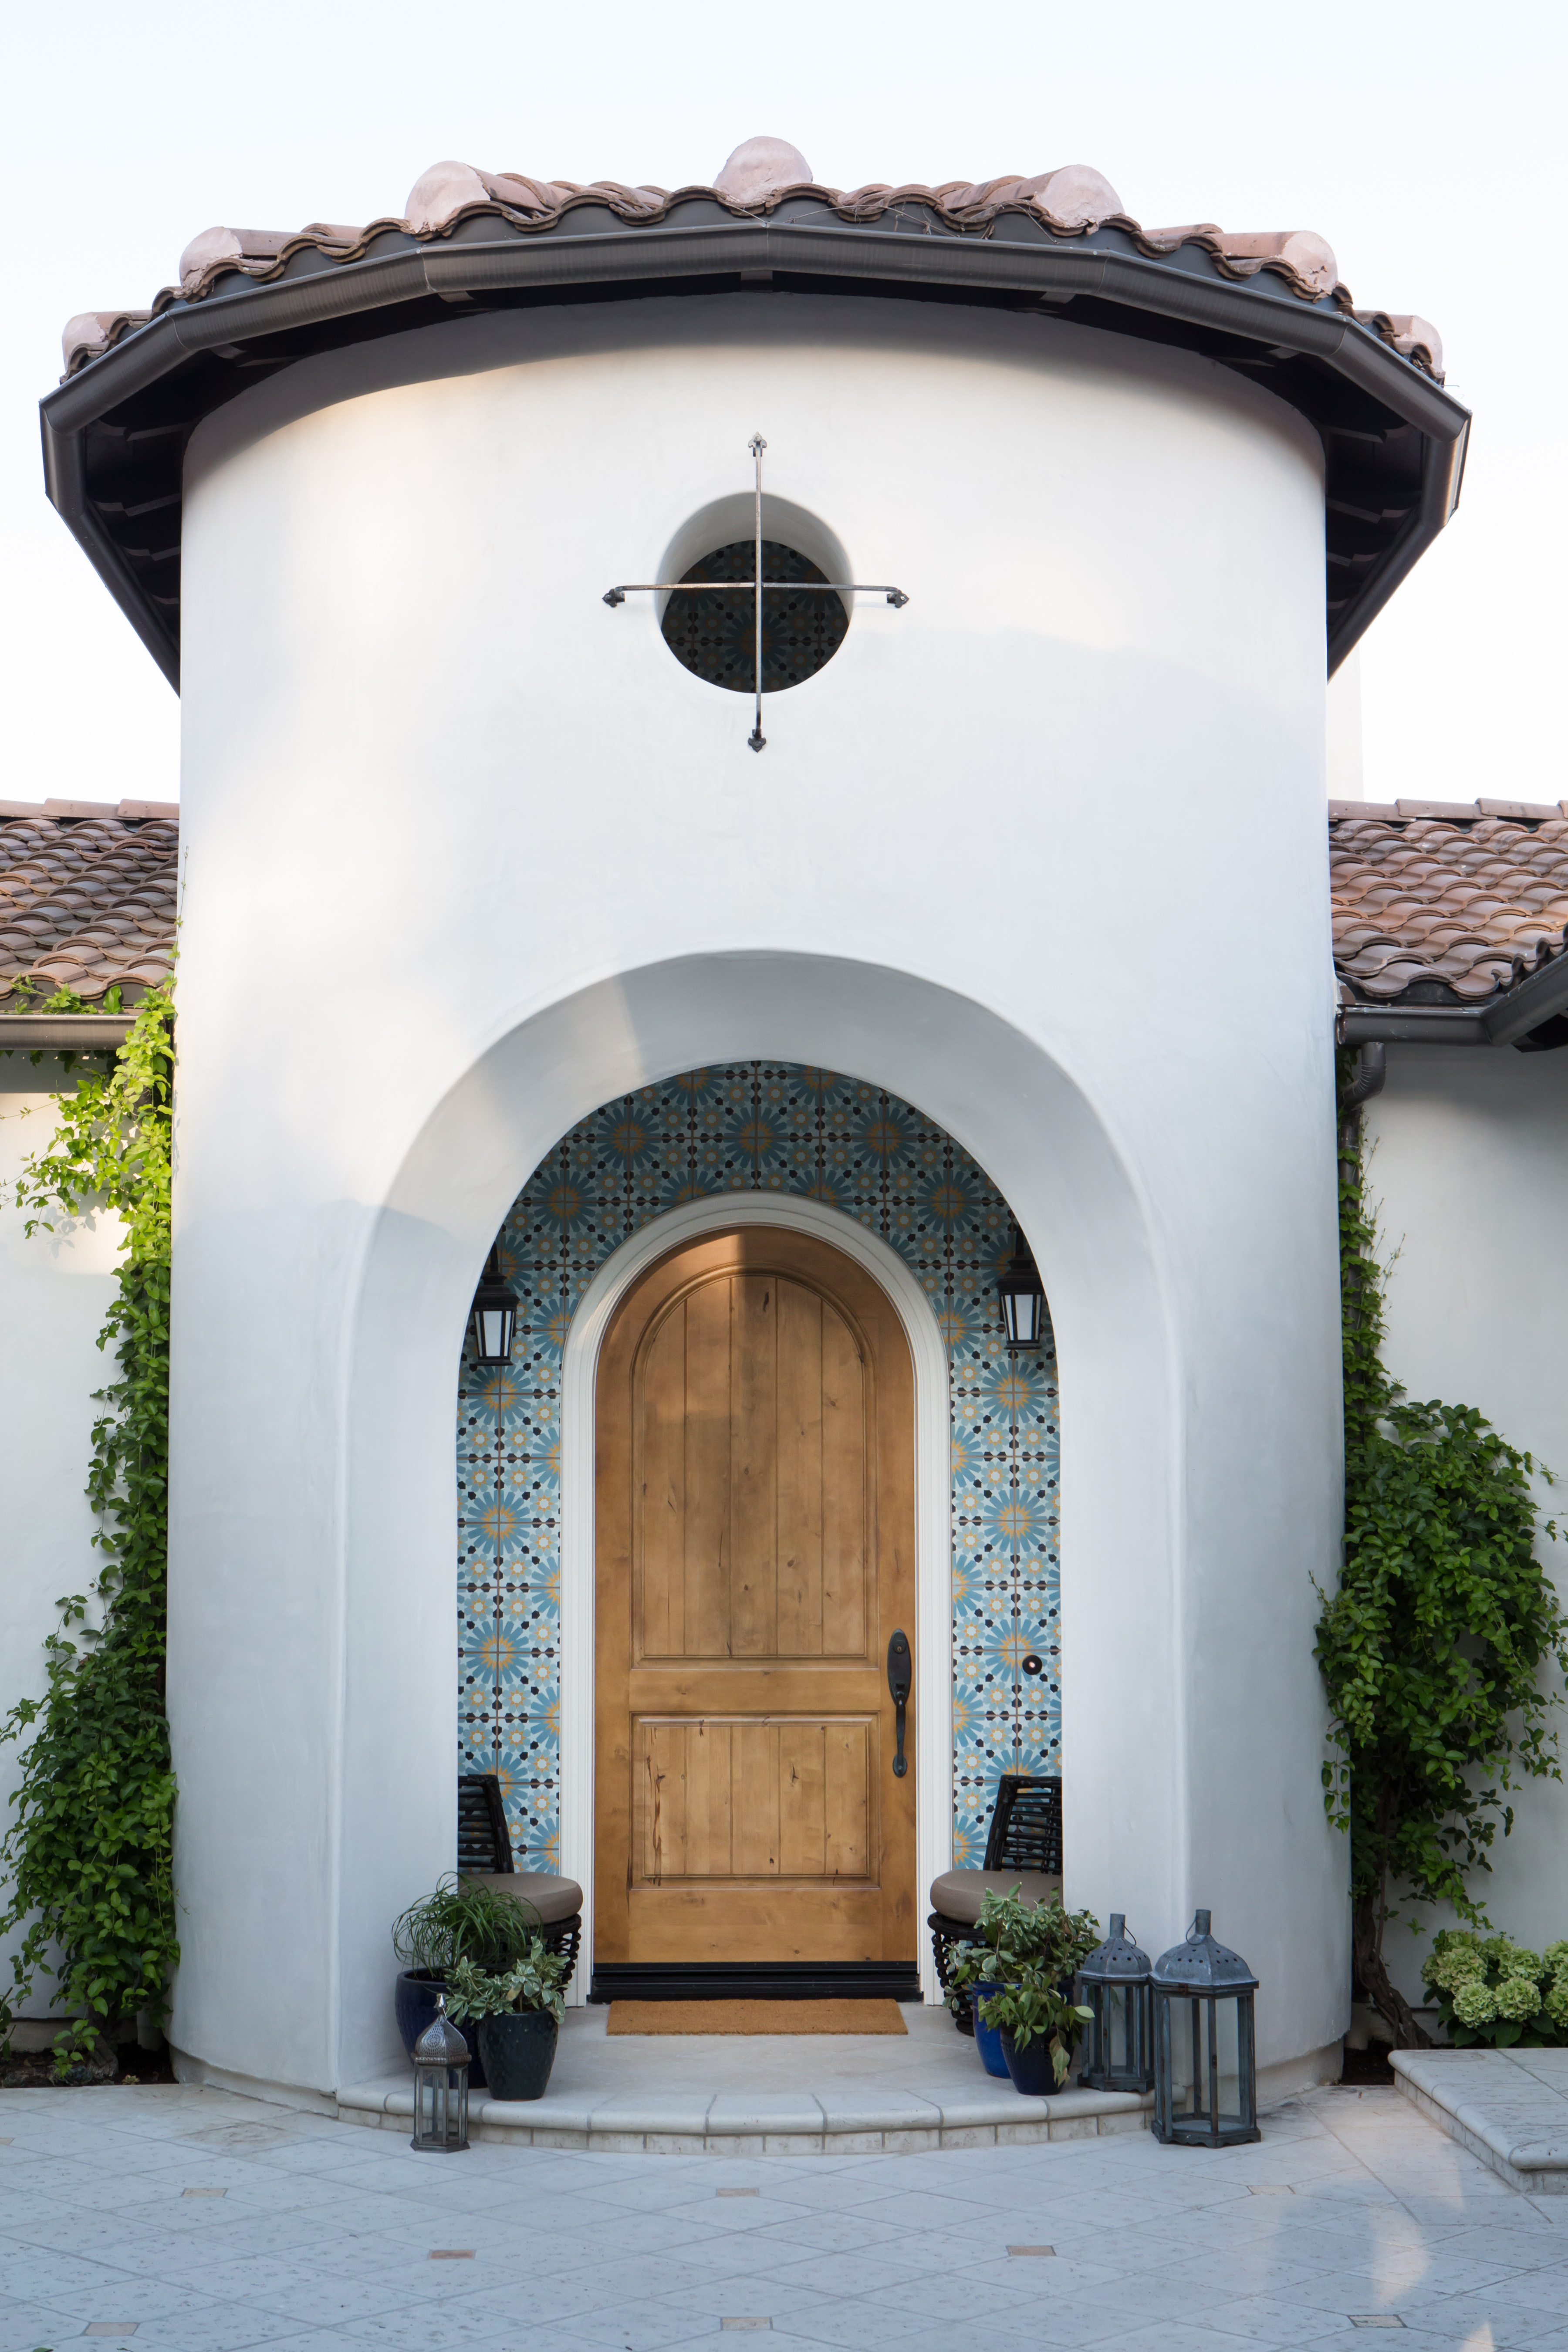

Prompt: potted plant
[
  {"left": 980, "top": 1968, "right": 1095, "bottom": 2095},
  {"left": 445, "top": 1942, "right": 569, "bottom": 2101},
  {"left": 391, "top": 1876, "right": 541, "bottom": 2085},
  {"left": 948, "top": 1887, "right": 1100, "bottom": 2085}
]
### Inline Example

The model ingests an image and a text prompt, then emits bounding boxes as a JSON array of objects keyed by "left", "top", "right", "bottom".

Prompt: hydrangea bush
[{"left": 1422, "top": 1930, "right": 1568, "bottom": 2049}]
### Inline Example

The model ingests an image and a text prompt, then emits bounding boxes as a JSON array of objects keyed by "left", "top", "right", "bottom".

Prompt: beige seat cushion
[
  {"left": 929, "top": 1869, "right": 1061, "bottom": 1926},
  {"left": 462, "top": 1870, "right": 583, "bottom": 1926}
]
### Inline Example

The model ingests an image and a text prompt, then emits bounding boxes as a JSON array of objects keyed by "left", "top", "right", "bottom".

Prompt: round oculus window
[{"left": 661, "top": 541, "right": 848, "bottom": 694}]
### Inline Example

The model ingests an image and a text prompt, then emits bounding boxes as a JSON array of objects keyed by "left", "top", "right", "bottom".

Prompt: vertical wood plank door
[{"left": 595, "top": 1227, "right": 917, "bottom": 1967}]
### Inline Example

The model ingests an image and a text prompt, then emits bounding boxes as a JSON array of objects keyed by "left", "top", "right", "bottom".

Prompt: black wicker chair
[
  {"left": 457, "top": 1772, "right": 583, "bottom": 1993},
  {"left": 929, "top": 1773, "right": 1064, "bottom": 2034}
]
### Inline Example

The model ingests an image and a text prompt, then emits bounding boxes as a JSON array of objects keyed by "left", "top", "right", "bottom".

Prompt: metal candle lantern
[
  {"left": 470, "top": 1248, "right": 520, "bottom": 1367},
  {"left": 410, "top": 1995, "right": 471, "bottom": 2153},
  {"left": 1078, "top": 1913, "right": 1154, "bottom": 2094},
  {"left": 997, "top": 1226, "right": 1046, "bottom": 1348},
  {"left": 1151, "top": 1910, "right": 1260, "bottom": 2147}
]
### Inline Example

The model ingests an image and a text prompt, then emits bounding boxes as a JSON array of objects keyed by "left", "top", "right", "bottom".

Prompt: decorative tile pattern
[
  {"left": 457, "top": 1064, "right": 1059, "bottom": 1873},
  {"left": 661, "top": 541, "right": 848, "bottom": 694}
]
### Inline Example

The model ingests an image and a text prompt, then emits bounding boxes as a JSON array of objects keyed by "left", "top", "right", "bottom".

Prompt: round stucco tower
[{"left": 44, "top": 142, "right": 1467, "bottom": 2104}]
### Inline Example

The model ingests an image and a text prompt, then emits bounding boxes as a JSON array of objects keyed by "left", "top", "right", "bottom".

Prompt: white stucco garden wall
[
  {"left": 0, "top": 1065, "right": 123, "bottom": 2023},
  {"left": 1365, "top": 1044, "right": 1568, "bottom": 2001},
  {"left": 167, "top": 291, "right": 1347, "bottom": 2097}
]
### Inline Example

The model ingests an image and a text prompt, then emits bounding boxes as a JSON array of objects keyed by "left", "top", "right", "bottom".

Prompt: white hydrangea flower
[
  {"left": 1494, "top": 1974, "right": 1541, "bottom": 2023},
  {"left": 1452, "top": 1978, "right": 1498, "bottom": 2028}
]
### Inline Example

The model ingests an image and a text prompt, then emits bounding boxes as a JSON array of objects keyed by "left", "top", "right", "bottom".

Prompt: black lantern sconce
[
  {"left": 470, "top": 1247, "right": 519, "bottom": 1367},
  {"left": 1078, "top": 1913, "right": 1154, "bottom": 2094},
  {"left": 998, "top": 1225, "right": 1046, "bottom": 1349},
  {"left": 1151, "top": 1909, "right": 1260, "bottom": 2147},
  {"left": 410, "top": 1994, "right": 470, "bottom": 2153}
]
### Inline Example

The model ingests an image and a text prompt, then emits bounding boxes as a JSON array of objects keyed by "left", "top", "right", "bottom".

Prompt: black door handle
[{"left": 887, "top": 1629, "right": 912, "bottom": 1779}]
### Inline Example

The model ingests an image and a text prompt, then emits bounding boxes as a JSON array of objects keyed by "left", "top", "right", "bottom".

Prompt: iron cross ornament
[{"left": 603, "top": 436, "right": 908, "bottom": 751}]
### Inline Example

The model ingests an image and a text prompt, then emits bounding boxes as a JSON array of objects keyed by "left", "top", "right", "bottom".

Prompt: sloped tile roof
[
  {"left": 60, "top": 139, "right": 1443, "bottom": 382},
  {"left": 1331, "top": 802, "right": 1568, "bottom": 1006},
  {"left": 47, "top": 137, "right": 1464, "bottom": 697},
  {"left": 0, "top": 801, "right": 178, "bottom": 1006},
  {"left": 10, "top": 794, "right": 1564, "bottom": 1021}
]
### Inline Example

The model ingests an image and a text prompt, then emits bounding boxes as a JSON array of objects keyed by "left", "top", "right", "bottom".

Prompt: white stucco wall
[
  {"left": 1365, "top": 1044, "right": 1568, "bottom": 1997},
  {"left": 169, "top": 291, "right": 1346, "bottom": 2096},
  {"left": 0, "top": 1064, "right": 123, "bottom": 2018}
]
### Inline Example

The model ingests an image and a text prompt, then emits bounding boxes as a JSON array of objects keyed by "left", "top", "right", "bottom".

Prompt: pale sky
[{"left": 3, "top": 0, "right": 1561, "bottom": 810}]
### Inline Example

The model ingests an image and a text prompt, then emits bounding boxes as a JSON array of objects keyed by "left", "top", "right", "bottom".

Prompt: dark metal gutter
[
  {"left": 0, "top": 1015, "right": 135, "bottom": 1053},
  {"left": 40, "top": 209, "right": 1470, "bottom": 694},
  {"left": 1338, "top": 953, "right": 1568, "bottom": 1053}
]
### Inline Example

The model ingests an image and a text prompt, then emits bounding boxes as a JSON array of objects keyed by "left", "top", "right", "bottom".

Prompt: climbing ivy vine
[
  {"left": 1316, "top": 1048, "right": 1568, "bottom": 2046},
  {"left": 0, "top": 986, "right": 176, "bottom": 2070}
]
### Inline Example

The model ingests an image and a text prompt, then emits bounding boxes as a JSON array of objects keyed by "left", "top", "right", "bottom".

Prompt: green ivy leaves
[
  {"left": 0, "top": 988, "right": 176, "bottom": 2073},
  {"left": 1318, "top": 1048, "right": 1568, "bottom": 2040}
]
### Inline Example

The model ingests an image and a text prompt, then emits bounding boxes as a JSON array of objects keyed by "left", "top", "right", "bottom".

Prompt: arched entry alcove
[
  {"left": 456, "top": 1069, "right": 1061, "bottom": 2002},
  {"left": 314, "top": 951, "right": 1180, "bottom": 2089},
  {"left": 170, "top": 950, "right": 1190, "bottom": 2096}
]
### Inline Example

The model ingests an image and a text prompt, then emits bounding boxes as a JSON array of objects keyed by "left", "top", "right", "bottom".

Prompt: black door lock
[{"left": 887, "top": 1629, "right": 912, "bottom": 1778}]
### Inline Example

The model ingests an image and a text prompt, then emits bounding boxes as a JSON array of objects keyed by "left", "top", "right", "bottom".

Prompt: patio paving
[{"left": 3, "top": 2078, "right": 1567, "bottom": 2349}]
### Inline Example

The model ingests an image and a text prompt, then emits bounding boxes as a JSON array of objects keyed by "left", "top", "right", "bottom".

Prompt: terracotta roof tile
[
  {"left": 1331, "top": 804, "right": 1568, "bottom": 1008},
  {"left": 9, "top": 795, "right": 1560, "bottom": 1021},
  {"left": 60, "top": 136, "right": 1439, "bottom": 382},
  {"left": 0, "top": 803, "right": 177, "bottom": 1007}
]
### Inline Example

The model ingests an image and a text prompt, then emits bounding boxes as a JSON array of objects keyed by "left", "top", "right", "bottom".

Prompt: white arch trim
[{"left": 558, "top": 1191, "right": 953, "bottom": 2005}]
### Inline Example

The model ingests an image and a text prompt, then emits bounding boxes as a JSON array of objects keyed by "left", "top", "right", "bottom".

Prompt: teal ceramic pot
[{"left": 474, "top": 2009, "right": 559, "bottom": 2101}]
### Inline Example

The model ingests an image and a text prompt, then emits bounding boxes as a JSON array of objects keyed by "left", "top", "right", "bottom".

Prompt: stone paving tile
[
  {"left": 0, "top": 2306, "right": 85, "bottom": 2352},
  {"left": 5, "top": 2082, "right": 1568, "bottom": 2350}
]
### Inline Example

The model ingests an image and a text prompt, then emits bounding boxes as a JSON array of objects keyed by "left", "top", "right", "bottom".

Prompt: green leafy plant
[
  {"left": 978, "top": 1970, "right": 1094, "bottom": 2085},
  {"left": 1317, "top": 1053, "right": 1568, "bottom": 2047},
  {"left": 0, "top": 988, "right": 176, "bottom": 2075},
  {"left": 1421, "top": 1930, "right": 1568, "bottom": 2050},
  {"left": 945, "top": 1886, "right": 1101, "bottom": 2012},
  {"left": 444, "top": 1943, "right": 568, "bottom": 2026},
  {"left": 391, "top": 1876, "right": 541, "bottom": 1976}
]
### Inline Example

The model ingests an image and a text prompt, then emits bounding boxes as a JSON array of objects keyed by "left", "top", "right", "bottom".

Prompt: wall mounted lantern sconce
[
  {"left": 470, "top": 1247, "right": 520, "bottom": 1366},
  {"left": 1151, "top": 1909, "right": 1260, "bottom": 2147},
  {"left": 998, "top": 1225, "right": 1046, "bottom": 1348}
]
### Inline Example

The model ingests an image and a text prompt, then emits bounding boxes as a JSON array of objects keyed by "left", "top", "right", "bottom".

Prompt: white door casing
[{"left": 558, "top": 1192, "right": 953, "bottom": 2003}]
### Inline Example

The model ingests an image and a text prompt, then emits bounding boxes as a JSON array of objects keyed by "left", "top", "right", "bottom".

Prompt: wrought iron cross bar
[{"left": 602, "top": 436, "right": 909, "bottom": 752}]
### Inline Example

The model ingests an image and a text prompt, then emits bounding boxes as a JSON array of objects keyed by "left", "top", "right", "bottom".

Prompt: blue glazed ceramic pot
[{"left": 971, "top": 1981, "right": 1010, "bottom": 2077}]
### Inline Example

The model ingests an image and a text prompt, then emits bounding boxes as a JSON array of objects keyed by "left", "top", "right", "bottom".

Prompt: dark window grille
[{"left": 661, "top": 541, "right": 848, "bottom": 693}]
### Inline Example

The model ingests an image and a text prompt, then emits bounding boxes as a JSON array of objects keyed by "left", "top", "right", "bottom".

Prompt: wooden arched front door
[{"left": 594, "top": 1226, "right": 917, "bottom": 1990}]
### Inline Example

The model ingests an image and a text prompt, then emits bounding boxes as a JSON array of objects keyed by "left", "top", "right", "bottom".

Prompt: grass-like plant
[{"left": 391, "top": 1875, "right": 541, "bottom": 1976}]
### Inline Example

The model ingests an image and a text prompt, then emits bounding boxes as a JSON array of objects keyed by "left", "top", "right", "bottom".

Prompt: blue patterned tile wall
[{"left": 457, "top": 1064, "right": 1058, "bottom": 1873}]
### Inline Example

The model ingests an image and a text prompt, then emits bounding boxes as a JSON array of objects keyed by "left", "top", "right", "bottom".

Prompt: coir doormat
[{"left": 606, "top": 1999, "right": 908, "bottom": 2036}]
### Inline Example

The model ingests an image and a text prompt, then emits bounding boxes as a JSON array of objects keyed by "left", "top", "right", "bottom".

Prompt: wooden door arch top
[{"left": 594, "top": 1225, "right": 917, "bottom": 1967}]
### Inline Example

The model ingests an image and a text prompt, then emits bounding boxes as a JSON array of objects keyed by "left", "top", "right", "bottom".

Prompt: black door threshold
[{"left": 589, "top": 1961, "right": 922, "bottom": 2005}]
